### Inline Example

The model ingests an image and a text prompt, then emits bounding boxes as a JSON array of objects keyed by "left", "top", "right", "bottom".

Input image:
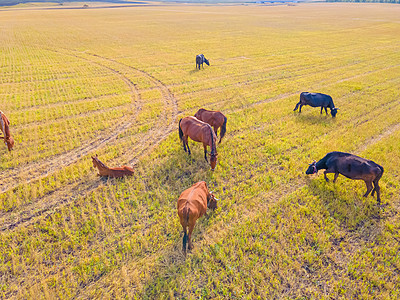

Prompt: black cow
[
  {"left": 306, "top": 152, "right": 384, "bottom": 204},
  {"left": 196, "top": 54, "right": 209, "bottom": 70},
  {"left": 294, "top": 92, "right": 339, "bottom": 117}
]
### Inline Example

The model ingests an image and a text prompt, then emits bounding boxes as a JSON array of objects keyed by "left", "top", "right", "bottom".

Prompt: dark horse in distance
[
  {"left": 194, "top": 108, "right": 227, "bottom": 143},
  {"left": 306, "top": 152, "right": 384, "bottom": 204},
  {"left": 196, "top": 54, "right": 209, "bottom": 70}
]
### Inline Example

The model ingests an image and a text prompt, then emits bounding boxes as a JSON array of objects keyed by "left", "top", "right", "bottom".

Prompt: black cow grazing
[
  {"left": 306, "top": 152, "right": 384, "bottom": 204},
  {"left": 196, "top": 54, "right": 209, "bottom": 70},
  {"left": 294, "top": 92, "right": 339, "bottom": 117}
]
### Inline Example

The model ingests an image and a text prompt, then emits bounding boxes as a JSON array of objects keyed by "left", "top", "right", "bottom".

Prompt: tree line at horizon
[{"left": 326, "top": 0, "right": 399, "bottom": 3}]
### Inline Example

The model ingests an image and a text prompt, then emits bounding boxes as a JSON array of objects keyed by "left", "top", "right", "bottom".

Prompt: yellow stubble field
[{"left": 0, "top": 2, "right": 399, "bottom": 298}]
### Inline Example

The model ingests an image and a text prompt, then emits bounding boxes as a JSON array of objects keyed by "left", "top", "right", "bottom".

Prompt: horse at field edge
[{"left": 0, "top": 110, "right": 14, "bottom": 151}]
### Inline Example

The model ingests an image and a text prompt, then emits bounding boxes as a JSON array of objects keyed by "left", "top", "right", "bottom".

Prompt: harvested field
[{"left": 0, "top": 2, "right": 399, "bottom": 299}]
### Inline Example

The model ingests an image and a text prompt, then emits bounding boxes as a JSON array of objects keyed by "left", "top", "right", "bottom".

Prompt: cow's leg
[
  {"left": 324, "top": 169, "right": 335, "bottom": 182},
  {"left": 371, "top": 177, "right": 379, "bottom": 197},
  {"left": 187, "top": 221, "right": 196, "bottom": 250},
  {"left": 363, "top": 180, "right": 374, "bottom": 198},
  {"left": 373, "top": 180, "right": 381, "bottom": 204},
  {"left": 299, "top": 104, "right": 303, "bottom": 113},
  {"left": 203, "top": 144, "right": 208, "bottom": 162},
  {"left": 324, "top": 107, "right": 328, "bottom": 115},
  {"left": 293, "top": 102, "right": 301, "bottom": 111},
  {"left": 320, "top": 107, "right": 323, "bottom": 114},
  {"left": 333, "top": 172, "right": 339, "bottom": 183}
]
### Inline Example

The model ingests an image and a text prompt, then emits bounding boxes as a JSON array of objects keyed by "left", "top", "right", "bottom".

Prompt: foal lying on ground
[{"left": 92, "top": 155, "right": 134, "bottom": 178}]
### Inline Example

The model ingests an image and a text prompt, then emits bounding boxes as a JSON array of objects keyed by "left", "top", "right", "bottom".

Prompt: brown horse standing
[
  {"left": 194, "top": 108, "right": 227, "bottom": 143},
  {"left": 92, "top": 155, "right": 134, "bottom": 178},
  {"left": 179, "top": 116, "right": 218, "bottom": 171},
  {"left": 177, "top": 181, "right": 218, "bottom": 256},
  {"left": 0, "top": 111, "right": 14, "bottom": 151}
]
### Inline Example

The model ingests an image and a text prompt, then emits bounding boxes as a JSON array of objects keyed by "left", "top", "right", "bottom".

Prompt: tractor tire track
[
  {"left": 0, "top": 53, "right": 142, "bottom": 194},
  {"left": 82, "top": 53, "right": 179, "bottom": 165},
  {"left": 0, "top": 51, "right": 178, "bottom": 231}
]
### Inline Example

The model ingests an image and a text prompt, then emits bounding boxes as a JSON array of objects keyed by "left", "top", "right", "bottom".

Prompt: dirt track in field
[{"left": 0, "top": 49, "right": 178, "bottom": 231}]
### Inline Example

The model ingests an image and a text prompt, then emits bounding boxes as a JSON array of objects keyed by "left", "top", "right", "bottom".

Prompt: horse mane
[{"left": 207, "top": 124, "right": 216, "bottom": 155}]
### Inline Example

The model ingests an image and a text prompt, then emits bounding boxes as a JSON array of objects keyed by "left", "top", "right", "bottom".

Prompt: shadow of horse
[{"left": 188, "top": 69, "right": 199, "bottom": 75}]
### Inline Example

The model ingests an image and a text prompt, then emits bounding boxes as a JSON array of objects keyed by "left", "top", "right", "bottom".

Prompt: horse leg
[
  {"left": 203, "top": 144, "right": 208, "bottom": 162},
  {"left": 187, "top": 221, "right": 196, "bottom": 251},
  {"left": 186, "top": 137, "right": 191, "bottom": 155},
  {"left": 213, "top": 126, "right": 218, "bottom": 137},
  {"left": 363, "top": 180, "right": 373, "bottom": 198},
  {"left": 182, "top": 135, "right": 187, "bottom": 153}
]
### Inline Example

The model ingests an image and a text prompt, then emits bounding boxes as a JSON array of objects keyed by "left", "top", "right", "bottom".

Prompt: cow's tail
[
  {"left": 374, "top": 165, "right": 384, "bottom": 185},
  {"left": 182, "top": 206, "right": 190, "bottom": 255},
  {"left": 178, "top": 118, "right": 184, "bottom": 142},
  {"left": 219, "top": 116, "right": 227, "bottom": 144},
  {"left": 371, "top": 165, "right": 384, "bottom": 197}
]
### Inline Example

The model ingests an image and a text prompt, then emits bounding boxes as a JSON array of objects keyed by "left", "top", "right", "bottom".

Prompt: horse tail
[
  {"left": 179, "top": 118, "right": 184, "bottom": 142},
  {"left": 182, "top": 206, "right": 190, "bottom": 255},
  {"left": 219, "top": 115, "right": 227, "bottom": 143}
]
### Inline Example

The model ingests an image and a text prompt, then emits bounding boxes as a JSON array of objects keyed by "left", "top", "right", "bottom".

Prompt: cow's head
[
  {"left": 331, "top": 108, "right": 339, "bottom": 117},
  {"left": 209, "top": 152, "right": 218, "bottom": 171},
  {"left": 305, "top": 160, "right": 318, "bottom": 174},
  {"left": 5, "top": 136, "right": 14, "bottom": 151},
  {"left": 204, "top": 58, "right": 210, "bottom": 66},
  {"left": 207, "top": 191, "right": 218, "bottom": 210}
]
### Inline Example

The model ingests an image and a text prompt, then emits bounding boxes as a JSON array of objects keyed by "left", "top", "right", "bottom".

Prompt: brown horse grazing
[
  {"left": 178, "top": 116, "right": 218, "bottom": 171},
  {"left": 306, "top": 152, "right": 384, "bottom": 204},
  {"left": 177, "top": 181, "right": 218, "bottom": 256},
  {"left": 0, "top": 111, "right": 14, "bottom": 151},
  {"left": 194, "top": 108, "right": 227, "bottom": 144},
  {"left": 91, "top": 155, "right": 134, "bottom": 178}
]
